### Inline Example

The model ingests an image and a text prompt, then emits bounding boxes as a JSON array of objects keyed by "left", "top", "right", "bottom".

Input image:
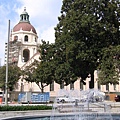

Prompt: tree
[
  {"left": 22, "top": 64, "right": 36, "bottom": 83},
  {"left": 33, "top": 61, "right": 53, "bottom": 93},
  {"left": 54, "top": 0, "right": 120, "bottom": 88},
  {"left": 54, "top": 62, "right": 77, "bottom": 86},
  {"left": 98, "top": 45, "right": 120, "bottom": 85},
  {"left": 0, "top": 66, "right": 6, "bottom": 90},
  {"left": 0, "top": 65, "right": 21, "bottom": 91},
  {"left": 39, "top": 40, "right": 77, "bottom": 87},
  {"left": 24, "top": 40, "right": 55, "bottom": 93},
  {"left": 0, "top": 65, "right": 21, "bottom": 101}
]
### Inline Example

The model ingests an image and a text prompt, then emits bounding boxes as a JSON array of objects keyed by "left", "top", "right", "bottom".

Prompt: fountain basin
[{"left": 2, "top": 113, "right": 120, "bottom": 120}]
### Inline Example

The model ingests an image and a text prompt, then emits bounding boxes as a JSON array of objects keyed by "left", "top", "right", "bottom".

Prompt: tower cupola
[{"left": 20, "top": 7, "right": 30, "bottom": 23}]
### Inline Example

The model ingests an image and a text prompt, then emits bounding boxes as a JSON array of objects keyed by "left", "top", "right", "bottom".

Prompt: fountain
[
  {"left": 4, "top": 89, "right": 119, "bottom": 120},
  {"left": 50, "top": 89, "right": 113, "bottom": 120}
]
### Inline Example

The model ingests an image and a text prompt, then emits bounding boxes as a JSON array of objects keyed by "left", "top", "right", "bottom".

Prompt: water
[
  {"left": 3, "top": 114, "right": 120, "bottom": 120},
  {"left": 50, "top": 89, "right": 113, "bottom": 120}
]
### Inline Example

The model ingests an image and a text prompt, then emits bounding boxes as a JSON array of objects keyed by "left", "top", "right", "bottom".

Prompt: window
[
  {"left": 106, "top": 84, "right": 109, "bottom": 91},
  {"left": 98, "top": 81, "right": 101, "bottom": 90},
  {"left": 60, "top": 81, "right": 64, "bottom": 89},
  {"left": 80, "top": 82, "right": 83, "bottom": 90},
  {"left": 70, "top": 83, "right": 74, "bottom": 90},
  {"left": 114, "top": 84, "right": 116, "bottom": 91},
  {"left": 24, "top": 35, "right": 28, "bottom": 42},
  {"left": 35, "top": 37, "right": 37, "bottom": 42},
  {"left": 14, "top": 36, "right": 18, "bottom": 41},
  {"left": 33, "top": 48, "right": 35, "bottom": 54},
  {"left": 23, "top": 49, "right": 30, "bottom": 62},
  {"left": 21, "top": 83, "right": 24, "bottom": 92},
  {"left": 50, "top": 81, "right": 54, "bottom": 91}
]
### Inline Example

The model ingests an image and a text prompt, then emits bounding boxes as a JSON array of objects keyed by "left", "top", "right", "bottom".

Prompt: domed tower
[{"left": 10, "top": 8, "right": 39, "bottom": 67}]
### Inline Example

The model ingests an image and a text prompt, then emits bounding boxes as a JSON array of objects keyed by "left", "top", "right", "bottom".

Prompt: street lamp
[{"left": 5, "top": 20, "right": 10, "bottom": 105}]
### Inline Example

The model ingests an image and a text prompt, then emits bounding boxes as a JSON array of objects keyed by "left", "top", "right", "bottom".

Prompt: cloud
[
  {"left": 0, "top": 4, "right": 11, "bottom": 65},
  {"left": 40, "top": 26, "right": 55, "bottom": 43},
  {"left": 16, "top": 0, "right": 62, "bottom": 24}
]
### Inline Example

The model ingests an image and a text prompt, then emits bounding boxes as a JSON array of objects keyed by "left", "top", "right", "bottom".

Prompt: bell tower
[
  {"left": 9, "top": 8, "right": 39, "bottom": 67},
  {"left": 20, "top": 7, "right": 30, "bottom": 23}
]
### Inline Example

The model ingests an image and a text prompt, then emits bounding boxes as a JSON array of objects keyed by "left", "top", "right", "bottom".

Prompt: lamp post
[
  {"left": 5, "top": 20, "right": 10, "bottom": 105},
  {"left": 0, "top": 58, "right": 1, "bottom": 67}
]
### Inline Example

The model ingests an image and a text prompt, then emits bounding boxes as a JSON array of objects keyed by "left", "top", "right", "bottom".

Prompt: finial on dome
[
  {"left": 20, "top": 7, "right": 30, "bottom": 23},
  {"left": 24, "top": 7, "right": 26, "bottom": 12}
]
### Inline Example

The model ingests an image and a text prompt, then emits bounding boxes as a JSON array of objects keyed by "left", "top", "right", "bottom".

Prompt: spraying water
[{"left": 50, "top": 89, "right": 112, "bottom": 120}]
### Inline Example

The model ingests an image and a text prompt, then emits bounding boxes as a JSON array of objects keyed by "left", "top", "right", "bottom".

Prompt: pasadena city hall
[{"left": 4, "top": 8, "right": 120, "bottom": 101}]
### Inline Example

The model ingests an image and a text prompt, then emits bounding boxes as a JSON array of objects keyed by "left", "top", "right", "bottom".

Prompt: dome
[
  {"left": 13, "top": 8, "right": 37, "bottom": 34},
  {"left": 13, "top": 22, "right": 37, "bottom": 34}
]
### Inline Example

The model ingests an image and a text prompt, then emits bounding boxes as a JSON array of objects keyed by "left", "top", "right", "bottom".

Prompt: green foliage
[
  {"left": 0, "top": 105, "right": 52, "bottom": 111},
  {"left": 0, "top": 65, "right": 22, "bottom": 91},
  {"left": 54, "top": 0, "right": 120, "bottom": 87},
  {"left": 98, "top": 45, "right": 120, "bottom": 85},
  {"left": 24, "top": 40, "right": 55, "bottom": 92},
  {"left": 54, "top": 62, "right": 77, "bottom": 85}
]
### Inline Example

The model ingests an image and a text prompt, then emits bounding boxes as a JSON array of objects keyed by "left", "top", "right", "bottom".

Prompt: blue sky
[{"left": 0, "top": 0, "right": 62, "bottom": 65}]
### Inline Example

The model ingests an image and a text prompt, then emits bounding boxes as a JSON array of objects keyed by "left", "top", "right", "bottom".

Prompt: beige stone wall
[{"left": 15, "top": 68, "right": 120, "bottom": 99}]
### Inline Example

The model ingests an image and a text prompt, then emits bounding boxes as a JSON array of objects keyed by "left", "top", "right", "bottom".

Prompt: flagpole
[{"left": 5, "top": 20, "right": 10, "bottom": 105}]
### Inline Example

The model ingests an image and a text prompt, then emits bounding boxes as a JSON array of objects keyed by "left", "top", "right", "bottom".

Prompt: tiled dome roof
[{"left": 13, "top": 22, "right": 37, "bottom": 34}]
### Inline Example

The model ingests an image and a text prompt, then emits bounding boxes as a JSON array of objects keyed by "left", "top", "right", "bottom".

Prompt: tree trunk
[
  {"left": 41, "top": 87, "right": 44, "bottom": 93},
  {"left": 89, "top": 71, "right": 94, "bottom": 89}
]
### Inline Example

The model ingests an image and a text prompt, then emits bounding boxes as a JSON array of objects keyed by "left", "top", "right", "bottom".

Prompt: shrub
[{"left": 0, "top": 105, "right": 52, "bottom": 111}]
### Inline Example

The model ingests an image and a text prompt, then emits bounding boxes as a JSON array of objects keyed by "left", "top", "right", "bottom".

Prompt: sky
[{"left": 0, "top": 0, "right": 62, "bottom": 66}]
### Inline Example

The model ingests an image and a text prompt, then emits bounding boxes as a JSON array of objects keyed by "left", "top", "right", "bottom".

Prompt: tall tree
[{"left": 54, "top": 0, "right": 120, "bottom": 88}]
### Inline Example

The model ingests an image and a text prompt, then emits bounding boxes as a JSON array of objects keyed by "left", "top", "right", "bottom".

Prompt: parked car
[
  {"left": 115, "top": 95, "right": 120, "bottom": 102},
  {"left": 56, "top": 96, "right": 80, "bottom": 103},
  {"left": 80, "top": 91, "right": 105, "bottom": 103}
]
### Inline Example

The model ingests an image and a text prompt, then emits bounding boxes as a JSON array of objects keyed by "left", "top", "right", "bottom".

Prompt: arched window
[
  {"left": 35, "top": 37, "right": 37, "bottom": 42},
  {"left": 23, "top": 49, "right": 30, "bottom": 62},
  {"left": 70, "top": 83, "right": 74, "bottom": 90},
  {"left": 24, "top": 35, "right": 28, "bottom": 42},
  {"left": 14, "top": 36, "right": 18, "bottom": 41}
]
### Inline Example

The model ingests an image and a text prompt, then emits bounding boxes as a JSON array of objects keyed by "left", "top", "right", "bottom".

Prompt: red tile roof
[{"left": 13, "top": 22, "right": 37, "bottom": 34}]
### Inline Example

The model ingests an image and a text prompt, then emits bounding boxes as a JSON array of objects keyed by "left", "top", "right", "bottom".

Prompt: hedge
[{"left": 0, "top": 105, "right": 52, "bottom": 111}]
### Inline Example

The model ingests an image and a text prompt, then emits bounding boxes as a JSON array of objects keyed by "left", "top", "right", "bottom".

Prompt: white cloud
[
  {"left": 0, "top": 4, "right": 11, "bottom": 65},
  {"left": 40, "top": 26, "right": 55, "bottom": 43},
  {"left": 16, "top": 0, "right": 62, "bottom": 23}
]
